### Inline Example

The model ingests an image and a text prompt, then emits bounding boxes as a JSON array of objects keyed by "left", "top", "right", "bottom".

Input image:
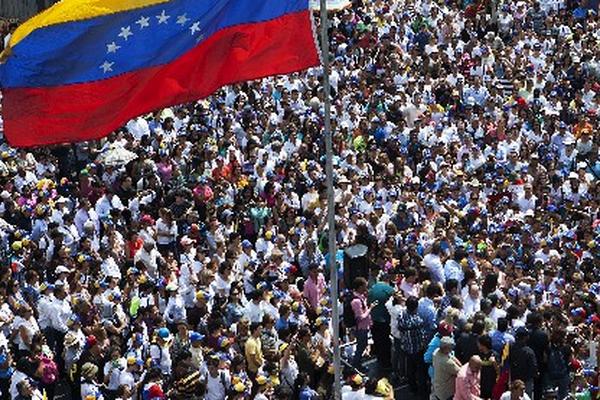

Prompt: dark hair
[
  {"left": 404, "top": 267, "right": 417, "bottom": 278},
  {"left": 250, "top": 322, "right": 262, "bottom": 333},
  {"left": 450, "top": 295, "right": 463, "bottom": 309},
  {"left": 406, "top": 296, "right": 419, "bottom": 313},
  {"left": 426, "top": 282, "right": 440, "bottom": 298},
  {"left": 527, "top": 312, "right": 543, "bottom": 327},
  {"left": 445, "top": 279, "right": 459, "bottom": 292},
  {"left": 478, "top": 334, "right": 492, "bottom": 350},
  {"left": 482, "top": 273, "right": 498, "bottom": 297},
  {"left": 472, "top": 320, "right": 485, "bottom": 335},
  {"left": 353, "top": 277, "right": 368, "bottom": 290},
  {"left": 497, "top": 318, "right": 508, "bottom": 332}
]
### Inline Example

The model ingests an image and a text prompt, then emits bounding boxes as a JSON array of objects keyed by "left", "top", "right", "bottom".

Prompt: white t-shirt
[
  {"left": 150, "top": 343, "right": 172, "bottom": 375},
  {"left": 155, "top": 219, "right": 177, "bottom": 245},
  {"left": 204, "top": 371, "right": 230, "bottom": 400},
  {"left": 500, "top": 391, "right": 531, "bottom": 400}
]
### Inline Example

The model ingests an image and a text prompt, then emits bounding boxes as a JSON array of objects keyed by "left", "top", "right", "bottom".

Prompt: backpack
[
  {"left": 547, "top": 346, "right": 568, "bottom": 380},
  {"left": 149, "top": 343, "right": 163, "bottom": 369},
  {"left": 343, "top": 293, "right": 358, "bottom": 328},
  {"left": 39, "top": 354, "right": 59, "bottom": 384}
]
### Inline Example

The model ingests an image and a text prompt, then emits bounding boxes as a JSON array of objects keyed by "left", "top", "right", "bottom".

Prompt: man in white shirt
[
  {"left": 74, "top": 199, "right": 100, "bottom": 236},
  {"left": 126, "top": 116, "right": 151, "bottom": 140},
  {"left": 515, "top": 183, "right": 537, "bottom": 213},
  {"left": 95, "top": 192, "right": 125, "bottom": 220},
  {"left": 244, "top": 291, "right": 266, "bottom": 324}
]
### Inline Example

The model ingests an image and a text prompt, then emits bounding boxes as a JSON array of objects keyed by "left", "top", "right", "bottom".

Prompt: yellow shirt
[{"left": 244, "top": 336, "right": 263, "bottom": 373}]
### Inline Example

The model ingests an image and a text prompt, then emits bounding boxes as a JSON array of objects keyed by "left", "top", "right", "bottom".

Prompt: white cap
[{"left": 55, "top": 265, "right": 71, "bottom": 274}]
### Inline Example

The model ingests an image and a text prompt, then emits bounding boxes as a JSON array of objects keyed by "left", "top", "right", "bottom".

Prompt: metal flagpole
[{"left": 318, "top": 0, "right": 342, "bottom": 399}]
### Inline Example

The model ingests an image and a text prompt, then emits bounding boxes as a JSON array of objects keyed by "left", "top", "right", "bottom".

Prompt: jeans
[
  {"left": 525, "top": 378, "right": 535, "bottom": 400},
  {"left": 547, "top": 376, "right": 570, "bottom": 400},
  {"left": 406, "top": 350, "right": 427, "bottom": 397},
  {"left": 392, "top": 338, "right": 406, "bottom": 378},
  {"left": 372, "top": 321, "right": 392, "bottom": 371},
  {"left": 352, "top": 329, "right": 369, "bottom": 369}
]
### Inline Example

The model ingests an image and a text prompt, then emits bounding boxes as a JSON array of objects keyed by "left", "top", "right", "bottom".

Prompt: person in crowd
[
  {"left": 454, "top": 356, "right": 483, "bottom": 400},
  {"left": 398, "top": 296, "right": 428, "bottom": 398},
  {"left": 510, "top": 328, "right": 538, "bottom": 399},
  {"left": 0, "top": 0, "right": 598, "bottom": 397},
  {"left": 433, "top": 336, "right": 462, "bottom": 400}
]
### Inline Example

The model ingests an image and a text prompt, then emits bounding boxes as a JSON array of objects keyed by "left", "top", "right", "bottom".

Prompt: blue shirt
[
  {"left": 300, "top": 387, "right": 319, "bottom": 400},
  {"left": 417, "top": 297, "right": 438, "bottom": 338},
  {"left": 444, "top": 260, "right": 464, "bottom": 284},
  {"left": 491, "top": 330, "right": 515, "bottom": 354}
]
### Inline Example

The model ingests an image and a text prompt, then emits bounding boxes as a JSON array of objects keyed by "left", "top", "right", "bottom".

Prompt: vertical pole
[{"left": 318, "top": 0, "right": 342, "bottom": 399}]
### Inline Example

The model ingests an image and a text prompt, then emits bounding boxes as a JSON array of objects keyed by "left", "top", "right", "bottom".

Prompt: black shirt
[
  {"left": 528, "top": 327, "right": 549, "bottom": 372},
  {"left": 509, "top": 342, "right": 538, "bottom": 381}
]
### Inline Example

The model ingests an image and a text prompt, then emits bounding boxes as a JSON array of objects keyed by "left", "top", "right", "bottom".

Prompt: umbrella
[{"left": 96, "top": 146, "right": 138, "bottom": 167}]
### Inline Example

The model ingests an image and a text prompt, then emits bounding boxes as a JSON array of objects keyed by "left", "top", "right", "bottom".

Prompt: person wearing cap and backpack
[{"left": 149, "top": 328, "right": 173, "bottom": 378}]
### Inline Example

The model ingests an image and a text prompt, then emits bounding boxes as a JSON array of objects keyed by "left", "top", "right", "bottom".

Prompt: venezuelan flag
[
  {"left": 0, "top": 0, "right": 320, "bottom": 147},
  {"left": 492, "top": 342, "right": 511, "bottom": 400}
]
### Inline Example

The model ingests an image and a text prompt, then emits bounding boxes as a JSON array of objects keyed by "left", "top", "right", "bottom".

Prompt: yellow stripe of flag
[{"left": 9, "top": 0, "right": 170, "bottom": 48}]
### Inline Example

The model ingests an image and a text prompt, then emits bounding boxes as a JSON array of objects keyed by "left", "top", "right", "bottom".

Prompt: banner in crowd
[{"left": 0, "top": 0, "right": 320, "bottom": 147}]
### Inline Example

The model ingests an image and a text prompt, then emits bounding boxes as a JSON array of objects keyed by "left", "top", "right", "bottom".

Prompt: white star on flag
[
  {"left": 118, "top": 26, "right": 133, "bottom": 41},
  {"left": 106, "top": 42, "right": 121, "bottom": 54},
  {"left": 176, "top": 14, "right": 189, "bottom": 26},
  {"left": 100, "top": 61, "right": 114, "bottom": 73},
  {"left": 190, "top": 22, "right": 201, "bottom": 35},
  {"left": 157, "top": 10, "right": 171, "bottom": 24},
  {"left": 136, "top": 16, "right": 150, "bottom": 29}
]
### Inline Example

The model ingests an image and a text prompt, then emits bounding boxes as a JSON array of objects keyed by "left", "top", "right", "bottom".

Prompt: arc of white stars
[
  {"left": 136, "top": 16, "right": 150, "bottom": 29},
  {"left": 157, "top": 10, "right": 171, "bottom": 24},
  {"left": 189, "top": 21, "right": 201, "bottom": 35},
  {"left": 100, "top": 61, "right": 114, "bottom": 73},
  {"left": 176, "top": 14, "right": 189, "bottom": 26},
  {"left": 118, "top": 26, "right": 133, "bottom": 41},
  {"left": 106, "top": 41, "right": 121, "bottom": 54}
]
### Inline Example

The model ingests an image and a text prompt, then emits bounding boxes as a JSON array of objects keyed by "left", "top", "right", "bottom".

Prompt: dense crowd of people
[{"left": 0, "top": 0, "right": 599, "bottom": 398}]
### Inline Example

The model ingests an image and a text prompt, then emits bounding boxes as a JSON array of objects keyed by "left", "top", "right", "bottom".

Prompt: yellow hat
[
  {"left": 265, "top": 231, "right": 273, "bottom": 240},
  {"left": 279, "top": 342, "right": 289, "bottom": 353},
  {"left": 11, "top": 241, "right": 22, "bottom": 252},
  {"left": 460, "top": 258, "right": 469, "bottom": 267},
  {"left": 376, "top": 378, "right": 393, "bottom": 396},
  {"left": 256, "top": 375, "right": 269, "bottom": 386},
  {"left": 233, "top": 382, "right": 246, "bottom": 393},
  {"left": 270, "top": 375, "right": 280, "bottom": 386},
  {"left": 351, "top": 374, "right": 363, "bottom": 386}
]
